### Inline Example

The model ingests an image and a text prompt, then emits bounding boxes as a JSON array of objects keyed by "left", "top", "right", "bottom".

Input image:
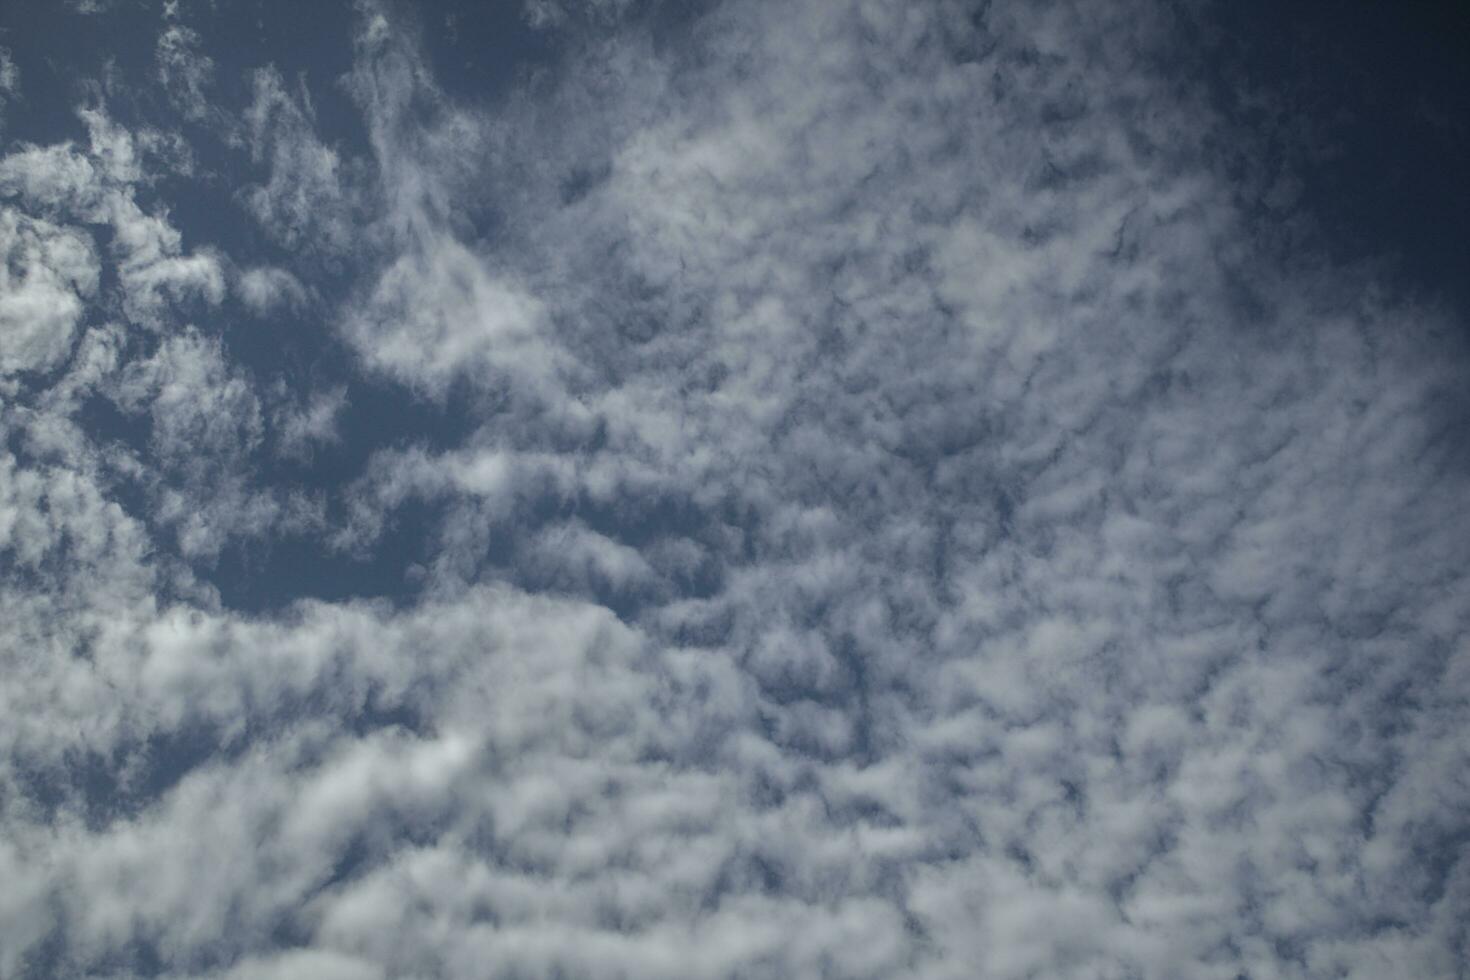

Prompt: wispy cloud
[
  {"left": 242, "top": 67, "right": 357, "bottom": 257},
  {"left": 0, "top": 208, "right": 98, "bottom": 377},
  {"left": 156, "top": 24, "right": 215, "bottom": 122},
  {"left": 0, "top": 106, "right": 225, "bottom": 331}
]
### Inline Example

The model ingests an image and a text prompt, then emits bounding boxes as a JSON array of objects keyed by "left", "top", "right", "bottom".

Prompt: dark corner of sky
[{"left": 1183, "top": 0, "right": 1470, "bottom": 326}]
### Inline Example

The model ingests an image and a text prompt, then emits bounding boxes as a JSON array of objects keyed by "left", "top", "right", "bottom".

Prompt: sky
[{"left": 0, "top": 1, "right": 1468, "bottom": 978}]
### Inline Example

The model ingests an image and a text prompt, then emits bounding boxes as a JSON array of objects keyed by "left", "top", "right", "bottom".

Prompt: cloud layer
[{"left": 1, "top": 0, "right": 1468, "bottom": 977}]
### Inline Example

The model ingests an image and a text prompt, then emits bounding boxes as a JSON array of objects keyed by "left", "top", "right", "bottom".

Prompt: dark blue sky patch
[{"left": 1187, "top": 0, "right": 1470, "bottom": 320}]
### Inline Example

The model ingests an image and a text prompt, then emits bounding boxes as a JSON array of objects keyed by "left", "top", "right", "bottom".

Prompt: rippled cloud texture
[{"left": 2, "top": 1, "right": 1468, "bottom": 977}]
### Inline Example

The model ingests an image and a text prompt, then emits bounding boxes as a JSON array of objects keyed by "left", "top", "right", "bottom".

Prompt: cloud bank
[{"left": 1, "top": 0, "right": 1467, "bottom": 977}]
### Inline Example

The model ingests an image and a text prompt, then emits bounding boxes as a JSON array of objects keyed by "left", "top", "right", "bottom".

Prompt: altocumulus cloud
[{"left": 1, "top": 0, "right": 1468, "bottom": 978}]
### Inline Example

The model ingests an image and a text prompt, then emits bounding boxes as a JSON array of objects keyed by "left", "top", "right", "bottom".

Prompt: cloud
[
  {"left": 271, "top": 384, "right": 346, "bottom": 461},
  {"left": 236, "top": 265, "right": 310, "bottom": 315},
  {"left": 0, "top": 207, "right": 99, "bottom": 376},
  {"left": 0, "top": 46, "right": 18, "bottom": 128},
  {"left": 156, "top": 24, "right": 215, "bottom": 122},
  {"left": 0, "top": 107, "right": 224, "bottom": 331},
  {"left": 106, "top": 327, "right": 310, "bottom": 560},
  {"left": 242, "top": 67, "right": 356, "bottom": 256},
  {"left": 523, "top": 0, "right": 638, "bottom": 30},
  {"left": 335, "top": 8, "right": 559, "bottom": 399},
  {"left": 1, "top": 0, "right": 1469, "bottom": 977},
  {"left": 0, "top": 48, "right": 16, "bottom": 95},
  {"left": 310, "top": 2, "right": 1470, "bottom": 974}
]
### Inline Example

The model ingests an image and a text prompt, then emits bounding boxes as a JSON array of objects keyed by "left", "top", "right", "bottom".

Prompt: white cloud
[
  {"left": 105, "top": 197, "right": 226, "bottom": 327},
  {"left": 1, "top": 1, "right": 1468, "bottom": 977},
  {"left": 108, "top": 328, "right": 291, "bottom": 559},
  {"left": 0, "top": 48, "right": 16, "bottom": 95},
  {"left": 0, "top": 46, "right": 18, "bottom": 130},
  {"left": 523, "top": 0, "right": 637, "bottom": 30},
  {"left": 335, "top": 12, "right": 559, "bottom": 398},
  {"left": 237, "top": 265, "right": 309, "bottom": 315},
  {"left": 342, "top": 230, "right": 554, "bottom": 395},
  {"left": 306, "top": 2, "right": 1470, "bottom": 974},
  {"left": 271, "top": 384, "right": 346, "bottom": 461},
  {"left": 0, "top": 108, "right": 224, "bottom": 331},
  {"left": 242, "top": 67, "right": 355, "bottom": 255},
  {"left": 0, "top": 207, "right": 99, "bottom": 376},
  {"left": 156, "top": 24, "right": 215, "bottom": 122}
]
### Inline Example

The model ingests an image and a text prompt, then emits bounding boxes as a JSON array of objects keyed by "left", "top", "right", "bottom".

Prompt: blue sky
[{"left": 1, "top": 1, "right": 1469, "bottom": 977}]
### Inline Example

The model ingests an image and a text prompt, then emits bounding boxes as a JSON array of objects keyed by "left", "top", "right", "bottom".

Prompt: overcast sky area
[{"left": 1, "top": 0, "right": 1469, "bottom": 977}]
